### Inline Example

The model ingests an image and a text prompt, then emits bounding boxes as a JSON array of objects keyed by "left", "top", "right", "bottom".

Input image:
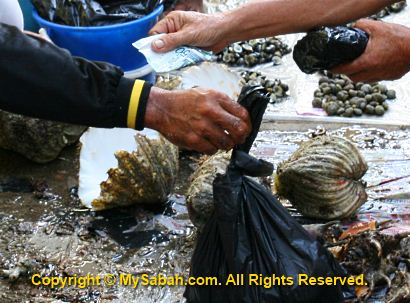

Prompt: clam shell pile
[
  {"left": 371, "top": 0, "right": 407, "bottom": 19},
  {"left": 240, "top": 71, "right": 289, "bottom": 103},
  {"left": 312, "top": 73, "right": 397, "bottom": 117},
  {"left": 217, "top": 37, "right": 292, "bottom": 67}
]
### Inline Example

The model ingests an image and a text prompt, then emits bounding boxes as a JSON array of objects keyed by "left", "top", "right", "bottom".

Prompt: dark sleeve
[{"left": 0, "top": 23, "right": 150, "bottom": 129}]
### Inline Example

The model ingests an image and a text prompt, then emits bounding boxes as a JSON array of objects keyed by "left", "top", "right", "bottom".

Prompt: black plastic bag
[
  {"left": 162, "top": 0, "right": 178, "bottom": 11},
  {"left": 98, "top": 0, "right": 160, "bottom": 15},
  {"left": 293, "top": 26, "right": 368, "bottom": 74},
  {"left": 31, "top": 0, "right": 161, "bottom": 26},
  {"left": 184, "top": 86, "right": 348, "bottom": 303},
  {"left": 32, "top": 0, "right": 102, "bottom": 26}
]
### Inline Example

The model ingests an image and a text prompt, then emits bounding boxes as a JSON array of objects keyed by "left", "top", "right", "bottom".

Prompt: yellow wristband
[{"left": 127, "top": 80, "right": 145, "bottom": 129}]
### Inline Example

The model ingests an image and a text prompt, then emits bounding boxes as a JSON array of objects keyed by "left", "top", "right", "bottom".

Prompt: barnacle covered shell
[
  {"left": 0, "top": 110, "right": 85, "bottom": 163},
  {"left": 186, "top": 151, "right": 231, "bottom": 228},
  {"left": 78, "top": 128, "right": 178, "bottom": 211},
  {"left": 155, "top": 75, "right": 182, "bottom": 91},
  {"left": 275, "top": 136, "right": 368, "bottom": 220}
]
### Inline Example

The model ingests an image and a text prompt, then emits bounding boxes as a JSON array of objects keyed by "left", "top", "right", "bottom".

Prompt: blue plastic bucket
[
  {"left": 33, "top": 5, "right": 163, "bottom": 72},
  {"left": 125, "top": 65, "right": 156, "bottom": 84}
]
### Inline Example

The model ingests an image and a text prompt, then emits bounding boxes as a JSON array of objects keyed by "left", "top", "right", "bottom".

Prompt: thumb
[
  {"left": 352, "top": 18, "right": 376, "bottom": 34},
  {"left": 151, "top": 32, "right": 187, "bottom": 53}
]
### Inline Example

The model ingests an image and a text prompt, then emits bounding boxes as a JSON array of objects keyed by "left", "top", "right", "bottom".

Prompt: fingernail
[{"left": 153, "top": 39, "right": 165, "bottom": 49}]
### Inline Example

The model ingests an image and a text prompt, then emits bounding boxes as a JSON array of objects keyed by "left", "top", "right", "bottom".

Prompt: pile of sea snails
[
  {"left": 312, "top": 72, "right": 397, "bottom": 117},
  {"left": 240, "top": 71, "right": 289, "bottom": 103},
  {"left": 370, "top": 0, "right": 406, "bottom": 19},
  {"left": 217, "top": 37, "right": 292, "bottom": 67}
]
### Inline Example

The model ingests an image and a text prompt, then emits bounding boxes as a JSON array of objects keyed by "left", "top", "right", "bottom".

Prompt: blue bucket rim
[{"left": 32, "top": 4, "right": 163, "bottom": 31}]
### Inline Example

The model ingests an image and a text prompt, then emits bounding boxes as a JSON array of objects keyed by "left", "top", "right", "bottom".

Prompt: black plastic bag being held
[
  {"left": 293, "top": 26, "right": 369, "bottom": 74},
  {"left": 184, "top": 86, "right": 348, "bottom": 303}
]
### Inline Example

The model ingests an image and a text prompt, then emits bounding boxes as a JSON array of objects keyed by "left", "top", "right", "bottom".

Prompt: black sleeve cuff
[
  {"left": 117, "top": 78, "right": 152, "bottom": 130},
  {"left": 135, "top": 81, "right": 152, "bottom": 131},
  {"left": 116, "top": 77, "right": 136, "bottom": 128}
]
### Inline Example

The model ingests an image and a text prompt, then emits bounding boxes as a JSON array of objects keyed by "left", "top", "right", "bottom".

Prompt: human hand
[
  {"left": 144, "top": 87, "right": 251, "bottom": 154},
  {"left": 332, "top": 19, "right": 410, "bottom": 82},
  {"left": 149, "top": 11, "right": 229, "bottom": 53}
]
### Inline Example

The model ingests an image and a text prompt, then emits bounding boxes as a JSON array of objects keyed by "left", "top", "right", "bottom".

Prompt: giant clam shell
[
  {"left": 275, "top": 136, "right": 368, "bottom": 220},
  {"left": 181, "top": 62, "right": 242, "bottom": 100},
  {"left": 78, "top": 128, "right": 178, "bottom": 211},
  {"left": 186, "top": 151, "right": 231, "bottom": 228},
  {"left": 0, "top": 110, "right": 85, "bottom": 163}
]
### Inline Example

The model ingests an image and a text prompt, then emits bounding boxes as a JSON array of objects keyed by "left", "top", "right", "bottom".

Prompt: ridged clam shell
[
  {"left": 78, "top": 128, "right": 178, "bottom": 211},
  {"left": 186, "top": 151, "right": 231, "bottom": 228},
  {"left": 92, "top": 134, "right": 178, "bottom": 211},
  {"left": 276, "top": 136, "right": 368, "bottom": 220}
]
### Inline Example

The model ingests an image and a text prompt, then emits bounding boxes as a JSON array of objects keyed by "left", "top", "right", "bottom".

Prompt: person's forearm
[
  {"left": 0, "top": 23, "right": 150, "bottom": 129},
  {"left": 222, "top": 0, "right": 397, "bottom": 43}
]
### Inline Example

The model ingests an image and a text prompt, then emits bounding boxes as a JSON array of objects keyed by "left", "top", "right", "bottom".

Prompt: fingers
[
  {"left": 149, "top": 17, "right": 174, "bottom": 36},
  {"left": 203, "top": 100, "right": 250, "bottom": 144},
  {"left": 188, "top": 89, "right": 251, "bottom": 150},
  {"left": 216, "top": 98, "right": 251, "bottom": 143},
  {"left": 353, "top": 18, "right": 377, "bottom": 33},
  {"left": 179, "top": 127, "right": 234, "bottom": 155},
  {"left": 332, "top": 61, "right": 378, "bottom": 83},
  {"left": 165, "top": 129, "right": 219, "bottom": 155},
  {"left": 331, "top": 60, "right": 365, "bottom": 76},
  {"left": 151, "top": 32, "right": 188, "bottom": 52},
  {"left": 183, "top": 133, "right": 219, "bottom": 155},
  {"left": 197, "top": 120, "right": 236, "bottom": 151},
  {"left": 330, "top": 19, "right": 375, "bottom": 81},
  {"left": 218, "top": 95, "right": 250, "bottom": 123},
  {"left": 152, "top": 88, "right": 252, "bottom": 155},
  {"left": 348, "top": 70, "right": 380, "bottom": 83},
  {"left": 150, "top": 12, "right": 190, "bottom": 52}
]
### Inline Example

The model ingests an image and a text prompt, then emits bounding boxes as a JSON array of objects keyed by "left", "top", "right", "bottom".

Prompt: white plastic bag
[{"left": 132, "top": 34, "right": 214, "bottom": 73}]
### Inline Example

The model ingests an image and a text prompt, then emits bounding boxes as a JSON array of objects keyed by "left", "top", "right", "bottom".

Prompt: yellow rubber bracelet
[{"left": 127, "top": 80, "right": 145, "bottom": 129}]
